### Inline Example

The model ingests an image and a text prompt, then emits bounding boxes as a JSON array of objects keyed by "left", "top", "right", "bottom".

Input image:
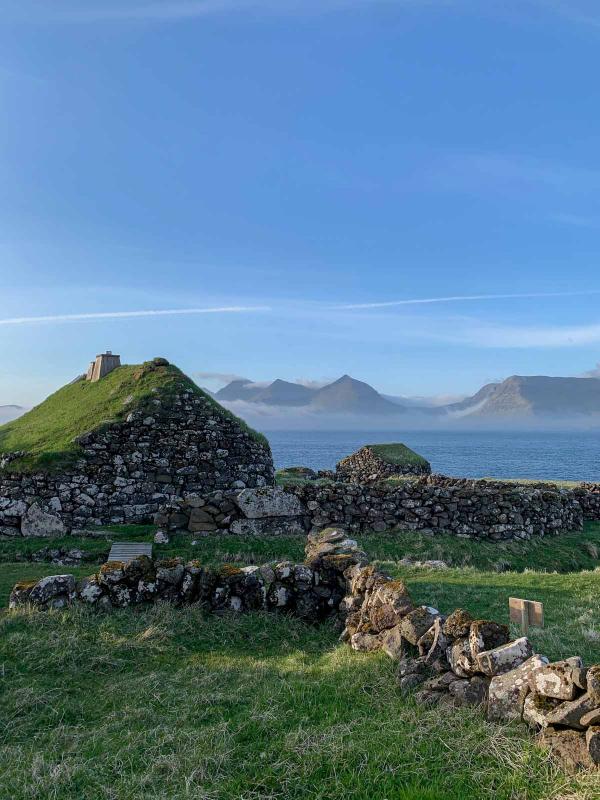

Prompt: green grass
[
  {"left": 1, "top": 605, "right": 598, "bottom": 799},
  {"left": 275, "top": 471, "right": 332, "bottom": 487},
  {"left": 3, "top": 522, "right": 600, "bottom": 589},
  {"left": 0, "top": 359, "right": 268, "bottom": 473},
  {"left": 1, "top": 530, "right": 600, "bottom": 798},
  {"left": 368, "top": 443, "right": 430, "bottom": 469}
]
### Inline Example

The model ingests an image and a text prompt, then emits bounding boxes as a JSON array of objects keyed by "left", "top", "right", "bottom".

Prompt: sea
[{"left": 266, "top": 430, "right": 600, "bottom": 482}]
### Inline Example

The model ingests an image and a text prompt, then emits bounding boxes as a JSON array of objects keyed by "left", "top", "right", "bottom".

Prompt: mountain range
[
  {"left": 213, "top": 373, "right": 600, "bottom": 425},
  {"left": 5, "top": 374, "right": 600, "bottom": 430}
]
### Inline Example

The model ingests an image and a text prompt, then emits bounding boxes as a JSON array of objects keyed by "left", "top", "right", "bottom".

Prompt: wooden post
[{"left": 509, "top": 597, "right": 544, "bottom": 634}]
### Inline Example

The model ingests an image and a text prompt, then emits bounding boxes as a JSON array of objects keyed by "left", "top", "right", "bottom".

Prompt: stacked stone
[
  {"left": 8, "top": 528, "right": 367, "bottom": 622},
  {"left": 336, "top": 445, "right": 431, "bottom": 483},
  {"left": 155, "top": 487, "right": 308, "bottom": 536},
  {"left": 11, "top": 545, "right": 92, "bottom": 566},
  {"left": 0, "top": 388, "right": 274, "bottom": 535},
  {"left": 286, "top": 478, "right": 583, "bottom": 540},
  {"left": 340, "top": 568, "right": 599, "bottom": 772},
  {"left": 575, "top": 483, "right": 600, "bottom": 521}
]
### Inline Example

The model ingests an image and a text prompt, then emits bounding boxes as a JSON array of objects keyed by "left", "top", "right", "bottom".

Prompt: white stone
[
  {"left": 21, "top": 503, "right": 67, "bottom": 538},
  {"left": 233, "top": 488, "right": 305, "bottom": 519},
  {"left": 476, "top": 637, "right": 534, "bottom": 676}
]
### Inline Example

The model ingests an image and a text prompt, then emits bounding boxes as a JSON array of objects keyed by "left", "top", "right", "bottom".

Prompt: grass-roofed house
[
  {"left": 336, "top": 442, "right": 431, "bottom": 484},
  {"left": 0, "top": 356, "right": 273, "bottom": 536}
]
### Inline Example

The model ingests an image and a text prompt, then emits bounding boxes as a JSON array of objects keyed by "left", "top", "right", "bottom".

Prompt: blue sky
[{"left": 3, "top": 0, "right": 600, "bottom": 405}]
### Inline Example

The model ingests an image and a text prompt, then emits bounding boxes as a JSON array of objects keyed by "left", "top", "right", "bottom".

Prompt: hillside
[
  {"left": 309, "top": 375, "right": 406, "bottom": 414},
  {"left": 447, "top": 375, "right": 600, "bottom": 418},
  {"left": 0, "top": 359, "right": 266, "bottom": 473}
]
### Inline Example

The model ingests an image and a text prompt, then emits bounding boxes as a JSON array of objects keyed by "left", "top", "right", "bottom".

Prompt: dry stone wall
[
  {"left": 9, "top": 526, "right": 599, "bottom": 773},
  {"left": 156, "top": 478, "right": 584, "bottom": 541},
  {"left": 0, "top": 390, "right": 274, "bottom": 536},
  {"left": 340, "top": 553, "right": 600, "bottom": 773},
  {"left": 287, "top": 479, "right": 583, "bottom": 539}
]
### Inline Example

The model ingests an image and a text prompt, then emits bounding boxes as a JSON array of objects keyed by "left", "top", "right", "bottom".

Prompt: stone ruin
[
  {"left": 86, "top": 351, "right": 121, "bottom": 382},
  {"left": 0, "top": 360, "right": 275, "bottom": 534},
  {"left": 9, "top": 526, "right": 600, "bottom": 773},
  {"left": 336, "top": 443, "right": 432, "bottom": 483}
]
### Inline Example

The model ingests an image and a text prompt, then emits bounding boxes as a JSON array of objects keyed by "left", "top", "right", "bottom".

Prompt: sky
[{"left": 3, "top": 0, "right": 600, "bottom": 406}]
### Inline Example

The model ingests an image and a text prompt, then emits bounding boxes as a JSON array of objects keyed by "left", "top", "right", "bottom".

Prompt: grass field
[
  {"left": 3, "top": 521, "right": 600, "bottom": 576},
  {"left": 1, "top": 528, "right": 599, "bottom": 799}
]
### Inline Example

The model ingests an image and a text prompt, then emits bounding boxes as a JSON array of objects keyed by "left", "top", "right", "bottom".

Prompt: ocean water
[{"left": 266, "top": 430, "right": 600, "bottom": 482}]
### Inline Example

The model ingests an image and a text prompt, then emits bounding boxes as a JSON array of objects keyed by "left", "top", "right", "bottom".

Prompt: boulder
[
  {"left": 447, "top": 637, "right": 476, "bottom": 678},
  {"left": 422, "top": 671, "right": 456, "bottom": 692},
  {"left": 233, "top": 488, "right": 304, "bottom": 519},
  {"left": 28, "top": 574, "right": 76, "bottom": 608},
  {"left": 77, "top": 575, "right": 104, "bottom": 604},
  {"left": 581, "top": 708, "right": 600, "bottom": 727},
  {"left": 8, "top": 580, "right": 37, "bottom": 608},
  {"left": 476, "top": 637, "right": 534, "bottom": 676},
  {"left": 21, "top": 503, "right": 67, "bottom": 538},
  {"left": 449, "top": 675, "right": 490, "bottom": 707},
  {"left": 350, "top": 631, "right": 383, "bottom": 652},
  {"left": 586, "top": 726, "right": 600, "bottom": 765},
  {"left": 381, "top": 625, "right": 405, "bottom": 659},
  {"left": 523, "top": 693, "right": 562, "bottom": 728},
  {"left": 468, "top": 620, "right": 509, "bottom": 659},
  {"left": 587, "top": 665, "right": 600, "bottom": 704},
  {"left": 442, "top": 608, "right": 473, "bottom": 639},
  {"left": 545, "top": 693, "right": 599, "bottom": 731},
  {"left": 487, "top": 655, "right": 548, "bottom": 722},
  {"left": 531, "top": 658, "right": 584, "bottom": 701},
  {"left": 400, "top": 607, "right": 438, "bottom": 645}
]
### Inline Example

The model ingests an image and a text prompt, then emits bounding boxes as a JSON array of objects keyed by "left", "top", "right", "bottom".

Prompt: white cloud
[
  {"left": 334, "top": 290, "right": 600, "bottom": 311},
  {"left": 0, "top": 305, "right": 270, "bottom": 327},
  {"left": 195, "top": 371, "right": 248, "bottom": 384}
]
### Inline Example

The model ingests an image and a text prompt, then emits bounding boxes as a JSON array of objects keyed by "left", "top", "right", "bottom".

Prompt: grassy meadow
[{"left": 1, "top": 525, "right": 600, "bottom": 799}]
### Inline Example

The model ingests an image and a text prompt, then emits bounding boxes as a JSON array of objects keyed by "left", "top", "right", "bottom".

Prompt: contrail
[
  {"left": 0, "top": 305, "right": 270, "bottom": 326},
  {"left": 334, "top": 290, "right": 600, "bottom": 310}
]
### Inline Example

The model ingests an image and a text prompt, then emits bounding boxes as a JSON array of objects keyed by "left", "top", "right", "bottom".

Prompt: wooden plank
[
  {"left": 107, "top": 542, "right": 152, "bottom": 563},
  {"left": 509, "top": 597, "right": 544, "bottom": 633}
]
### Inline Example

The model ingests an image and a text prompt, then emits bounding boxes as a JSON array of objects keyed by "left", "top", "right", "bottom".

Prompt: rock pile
[
  {"left": 341, "top": 565, "right": 599, "bottom": 772},
  {"left": 336, "top": 443, "right": 431, "bottom": 483}
]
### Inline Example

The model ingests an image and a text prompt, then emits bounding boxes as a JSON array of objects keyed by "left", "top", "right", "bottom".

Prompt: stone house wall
[{"left": 0, "top": 389, "right": 274, "bottom": 536}]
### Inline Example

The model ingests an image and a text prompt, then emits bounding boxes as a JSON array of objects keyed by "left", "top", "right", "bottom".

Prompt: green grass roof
[
  {"left": 367, "top": 442, "right": 430, "bottom": 468},
  {"left": 0, "top": 359, "right": 268, "bottom": 473}
]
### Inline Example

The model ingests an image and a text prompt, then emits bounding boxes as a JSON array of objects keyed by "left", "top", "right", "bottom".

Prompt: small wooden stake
[
  {"left": 509, "top": 597, "right": 544, "bottom": 634},
  {"left": 520, "top": 604, "right": 529, "bottom": 635}
]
